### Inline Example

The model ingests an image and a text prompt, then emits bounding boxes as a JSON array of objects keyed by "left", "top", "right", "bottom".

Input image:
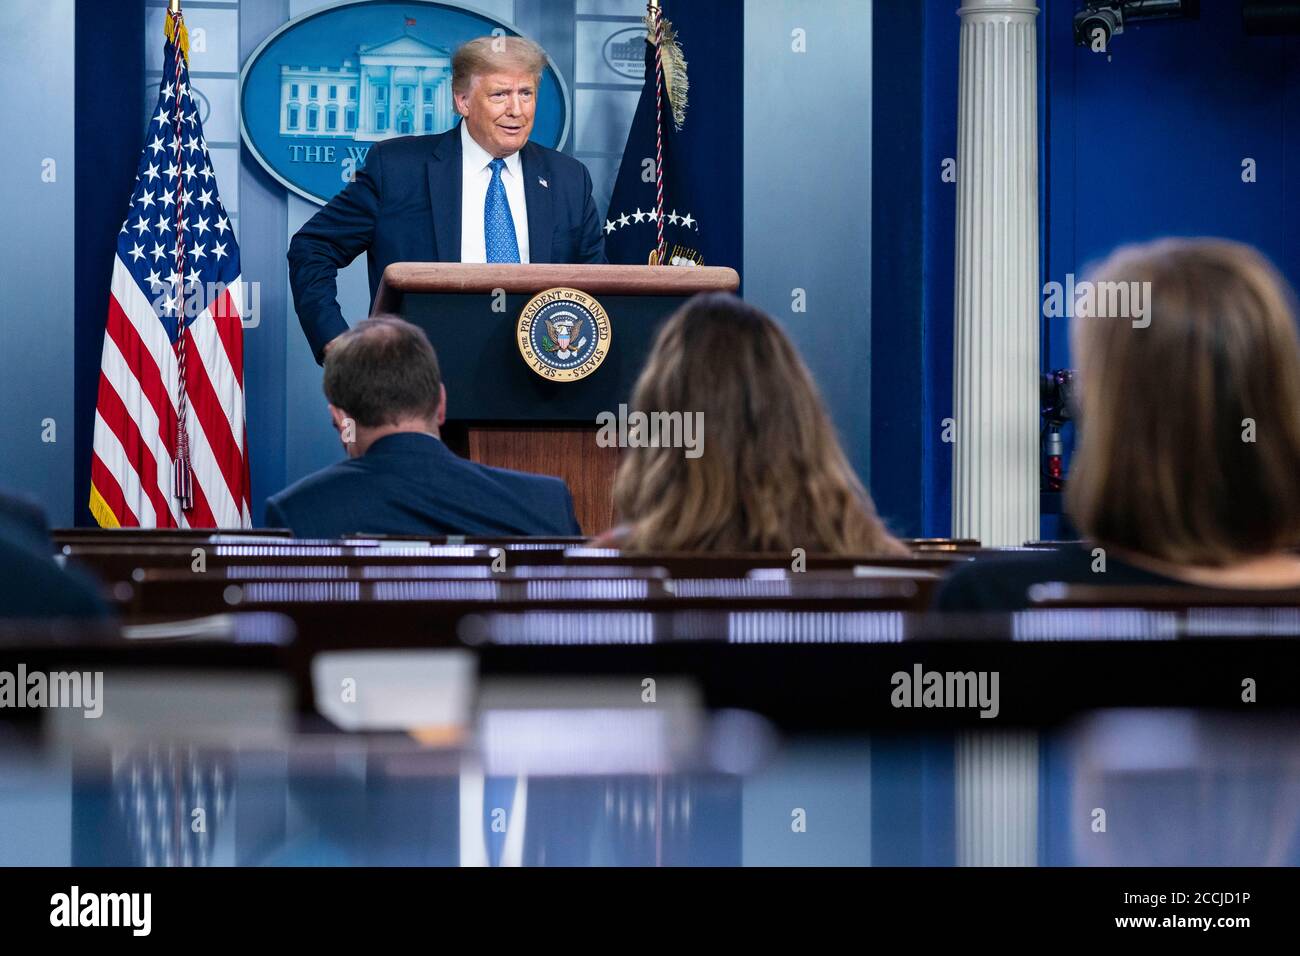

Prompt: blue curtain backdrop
[
  {"left": 74, "top": 0, "right": 145, "bottom": 525},
  {"left": 870, "top": 0, "right": 959, "bottom": 539}
]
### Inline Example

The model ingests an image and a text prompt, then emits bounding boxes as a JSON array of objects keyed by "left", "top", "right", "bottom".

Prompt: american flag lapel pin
[{"left": 538, "top": 177, "right": 549, "bottom": 188}]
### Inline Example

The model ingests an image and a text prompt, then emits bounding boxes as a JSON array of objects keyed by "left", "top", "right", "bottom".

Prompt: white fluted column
[
  {"left": 956, "top": 731, "right": 1039, "bottom": 866},
  {"left": 952, "top": 0, "right": 1040, "bottom": 546}
]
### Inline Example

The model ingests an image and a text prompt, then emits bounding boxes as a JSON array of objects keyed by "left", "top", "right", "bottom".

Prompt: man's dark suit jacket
[
  {"left": 288, "top": 124, "right": 607, "bottom": 361},
  {"left": 264, "top": 432, "right": 581, "bottom": 538},
  {"left": 0, "top": 540, "right": 108, "bottom": 619}
]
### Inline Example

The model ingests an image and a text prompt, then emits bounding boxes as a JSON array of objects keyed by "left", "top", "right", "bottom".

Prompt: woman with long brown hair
[
  {"left": 598, "top": 292, "right": 905, "bottom": 555},
  {"left": 936, "top": 237, "right": 1300, "bottom": 610}
]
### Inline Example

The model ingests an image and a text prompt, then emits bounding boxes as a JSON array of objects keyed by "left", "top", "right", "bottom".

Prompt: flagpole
[
  {"left": 648, "top": 0, "right": 666, "bottom": 265},
  {"left": 167, "top": 0, "right": 194, "bottom": 511}
]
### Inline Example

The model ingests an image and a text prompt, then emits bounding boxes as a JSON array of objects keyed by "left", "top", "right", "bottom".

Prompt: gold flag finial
[
  {"left": 645, "top": 3, "right": 688, "bottom": 130},
  {"left": 164, "top": 1, "right": 190, "bottom": 62}
]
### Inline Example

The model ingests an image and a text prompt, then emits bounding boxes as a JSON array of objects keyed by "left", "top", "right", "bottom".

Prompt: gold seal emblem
[{"left": 517, "top": 287, "right": 612, "bottom": 381}]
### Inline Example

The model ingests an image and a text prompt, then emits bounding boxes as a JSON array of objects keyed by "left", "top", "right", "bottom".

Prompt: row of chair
[{"left": 21, "top": 530, "right": 1300, "bottom": 728}]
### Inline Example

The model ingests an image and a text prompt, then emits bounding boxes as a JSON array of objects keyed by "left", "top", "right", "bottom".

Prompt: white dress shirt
[{"left": 459, "top": 121, "right": 529, "bottom": 264}]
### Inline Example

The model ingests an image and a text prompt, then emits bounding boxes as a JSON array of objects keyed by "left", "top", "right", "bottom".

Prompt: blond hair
[
  {"left": 451, "top": 36, "right": 546, "bottom": 95},
  {"left": 611, "top": 293, "right": 907, "bottom": 556},
  {"left": 1068, "top": 237, "right": 1300, "bottom": 565}
]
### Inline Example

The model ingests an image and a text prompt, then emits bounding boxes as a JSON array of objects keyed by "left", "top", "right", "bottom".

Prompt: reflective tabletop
[{"left": 3, "top": 707, "right": 1297, "bottom": 866}]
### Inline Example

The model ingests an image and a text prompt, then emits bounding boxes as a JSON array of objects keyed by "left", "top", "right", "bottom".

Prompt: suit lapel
[
  {"left": 427, "top": 126, "right": 462, "bottom": 262},
  {"left": 521, "top": 142, "right": 553, "bottom": 264}
]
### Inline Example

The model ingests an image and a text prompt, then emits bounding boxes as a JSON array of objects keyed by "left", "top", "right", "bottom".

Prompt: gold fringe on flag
[
  {"left": 645, "top": 10, "right": 688, "bottom": 131},
  {"left": 88, "top": 483, "right": 122, "bottom": 529},
  {"left": 163, "top": 6, "right": 190, "bottom": 63}
]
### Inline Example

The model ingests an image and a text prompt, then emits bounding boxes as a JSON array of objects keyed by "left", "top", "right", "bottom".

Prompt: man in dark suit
[
  {"left": 0, "top": 539, "right": 108, "bottom": 619},
  {"left": 265, "top": 315, "right": 581, "bottom": 537},
  {"left": 288, "top": 35, "right": 606, "bottom": 363}
]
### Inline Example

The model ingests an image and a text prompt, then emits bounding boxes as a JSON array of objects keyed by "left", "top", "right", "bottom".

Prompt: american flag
[{"left": 90, "top": 12, "right": 250, "bottom": 529}]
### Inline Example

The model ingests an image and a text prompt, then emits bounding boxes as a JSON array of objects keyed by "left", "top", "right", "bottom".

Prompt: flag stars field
[{"left": 604, "top": 208, "right": 697, "bottom": 236}]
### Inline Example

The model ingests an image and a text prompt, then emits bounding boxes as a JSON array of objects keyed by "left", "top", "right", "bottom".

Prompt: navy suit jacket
[
  {"left": 264, "top": 432, "right": 581, "bottom": 538},
  {"left": 288, "top": 124, "right": 607, "bottom": 361},
  {"left": 0, "top": 540, "right": 108, "bottom": 620}
]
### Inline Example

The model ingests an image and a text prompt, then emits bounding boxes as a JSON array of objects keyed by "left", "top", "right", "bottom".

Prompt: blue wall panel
[
  {"left": 745, "top": 0, "right": 874, "bottom": 498},
  {"left": 1044, "top": 1, "right": 1300, "bottom": 377},
  {"left": 920, "top": 2, "right": 959, "bottom": 539},
  {"left": 870, "top": 0, "right": 959, "bottom": 539},
  {"left": 0, "top": 0, "right": 86, "bottom": 525},
  {"left": 1041, "top": 1, "right": 1300, "bottom": 535},
  {"left": 870, "top": 0, "right": 926, "bottom": 538}
]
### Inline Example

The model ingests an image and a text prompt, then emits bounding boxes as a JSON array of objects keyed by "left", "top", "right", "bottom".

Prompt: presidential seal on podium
[{"left": 517, "top": 287, "right": 612, "bottom": 381}]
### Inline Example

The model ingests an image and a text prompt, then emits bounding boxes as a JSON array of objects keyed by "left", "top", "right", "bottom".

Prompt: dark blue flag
[{"left": 604, "top": 5, "right": 719, "bottom": 267}]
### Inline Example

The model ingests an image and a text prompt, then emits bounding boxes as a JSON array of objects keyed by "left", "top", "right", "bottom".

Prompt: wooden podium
[{"left": 372, "top": 263, "right": 740, "bottom": 534}]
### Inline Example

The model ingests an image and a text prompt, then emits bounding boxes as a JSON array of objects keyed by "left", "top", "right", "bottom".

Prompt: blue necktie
[{"left": 484, "top": 158, "right": 521, "bottom": 263}]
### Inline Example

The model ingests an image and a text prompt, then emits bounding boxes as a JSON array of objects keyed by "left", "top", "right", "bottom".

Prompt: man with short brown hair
[{"left": 266, "top": 316, "right": 580, "bottom": 537}]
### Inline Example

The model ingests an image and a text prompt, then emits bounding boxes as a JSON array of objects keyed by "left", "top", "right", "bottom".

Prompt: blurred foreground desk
[
  {"left": 5, "top": 607, "right": 1300, "bottom": 866},
  {"left": 3, "top": 709, "right": 1298, "bottom": 866}
]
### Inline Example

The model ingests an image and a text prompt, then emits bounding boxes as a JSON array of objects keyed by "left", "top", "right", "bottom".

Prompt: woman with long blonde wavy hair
[{"left": 599, "top": 293, "right": 906, "bottom": 555}]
